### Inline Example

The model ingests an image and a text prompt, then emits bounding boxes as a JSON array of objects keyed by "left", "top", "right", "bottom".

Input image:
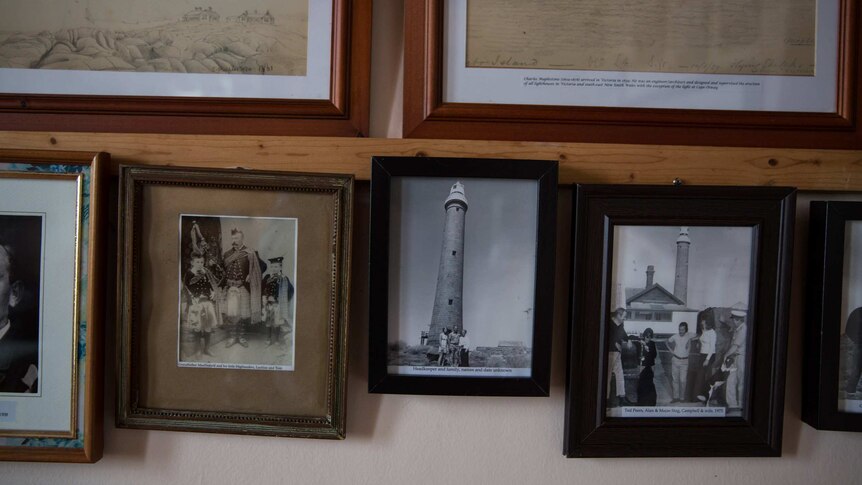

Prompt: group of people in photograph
[
  {"left": 437, "top": 327, "right": 471, "bottom": 367},
  {"left": 182, "top": 224, "right": 294, "bottom": 357},
  {"left": 608, "top": 306, "right": 748, "bottom": 411}
]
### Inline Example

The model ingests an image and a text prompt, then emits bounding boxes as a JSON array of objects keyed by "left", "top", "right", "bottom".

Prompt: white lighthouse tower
[
  {"left": 428, "top": 181, "right": 468, "bottom": 347},
  {"left": 673, "top": 226, "right": 691, "bottom": 304}
]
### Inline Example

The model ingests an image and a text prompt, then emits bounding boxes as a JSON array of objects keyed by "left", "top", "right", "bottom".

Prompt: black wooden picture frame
[
  {"left": 565, "top": 185, "right": 796, "bottom": 457},
  {"left": 803, "top": 201, "right": 862, "bottom": 431},
  {"left": 368, "top": 157, "right": 557, "bottom": 396}
]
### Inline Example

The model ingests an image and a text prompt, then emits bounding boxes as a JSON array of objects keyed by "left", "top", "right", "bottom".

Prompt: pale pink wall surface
[{"left": 2, "top": 2, "right": 862, "bottom": 483}]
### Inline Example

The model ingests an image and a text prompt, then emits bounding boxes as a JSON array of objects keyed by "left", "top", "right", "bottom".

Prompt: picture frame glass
[
  {"left": 387, "top": 176, "right": 538, "bottom": 378},
  {"left": 446, "top": 0, "right": 837, "bottom": 112},
  {"left": 177, "top": 214, "right": 298, "bottom": 372},
  {"left": 606, "top": 225, "right": 754, "bottom": 418},
  {"left": 0, "top": 0, "right": 331, "bottom": 100},
  {"left": 839, "top": 220, "right": 862, "bottom": 413}
]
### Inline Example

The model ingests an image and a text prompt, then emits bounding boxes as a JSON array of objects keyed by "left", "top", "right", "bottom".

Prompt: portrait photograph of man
[
  {"left": 0, "top": 214, "right": 43, "bottom": 395},
  {"left": 177, "top": 214, "right": 297, "bottom": 371}
]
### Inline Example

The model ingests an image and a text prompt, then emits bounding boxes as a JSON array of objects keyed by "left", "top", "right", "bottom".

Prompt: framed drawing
[
  {"left": 0, "top": 0, "right": 370, "bottom": 136},
  {"left": 0, "top": 149, "right": 106, "bottom": 463},
  {"left": 368, "top": 157, "right": 557, "bottom": 396},
  {"left": 804, "top": 201, "right": 862, "bottom": 431},
  {"left": 404, "top": 0, "right": 861, "bottom": 148},
  {"left": 116, "top": 165, "right": 352, "bottom": 439},
  {"left": 565, "top": 185, "right": 795, "bottom": 457}
]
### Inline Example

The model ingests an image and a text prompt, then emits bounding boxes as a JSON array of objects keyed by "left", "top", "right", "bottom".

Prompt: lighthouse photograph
[
  {"left": 605, "top": 225, "right": 755, "bottom": 418},
  {"left": 385, "top": 176, "right": 539, "bottom": 378}
]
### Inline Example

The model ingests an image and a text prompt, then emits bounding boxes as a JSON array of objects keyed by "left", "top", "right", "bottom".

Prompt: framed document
[
  {"left": 404, "top": 0, "right": 861, "bottom": 148},
  {"left": 0, "top": 0, "right": 371, "bottom": 136},
  {"left": 116, "top": 165, "right": 352, "bottom": 439},
  {"left": 565, "top": 185, "right": 795, "bottom": 457},
  {"left": 0, "top": 149, "right": 106, "bottom": 463},
  {"left": 368, "top": 157, "right": 557, "bottom": 396},
  {"left": 804, "top": 201, "right": 862, "bottom": 431}
]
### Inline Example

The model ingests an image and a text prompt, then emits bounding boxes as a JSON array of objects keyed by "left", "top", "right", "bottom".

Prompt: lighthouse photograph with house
[
  {"left": 385, "top": 177, "right": 539, "bottom": 378},
  {"left": 605, "top": 225, "right": 755, "bottom": 418}
]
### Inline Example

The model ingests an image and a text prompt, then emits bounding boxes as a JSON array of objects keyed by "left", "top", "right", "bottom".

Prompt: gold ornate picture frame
[{"left": 116, "top": 165, "right": 352, "bottom": 439}]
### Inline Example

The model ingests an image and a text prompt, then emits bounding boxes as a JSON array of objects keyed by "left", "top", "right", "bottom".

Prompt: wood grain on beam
[{"left": 0, "top": 131, "right": 859, "bottom": 190}]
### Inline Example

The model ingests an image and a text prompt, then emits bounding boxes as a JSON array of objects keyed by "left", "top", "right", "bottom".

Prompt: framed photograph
[
  {"left": 804, "top": 201, "right": 862, "bottom": 431},
  {"left": 0, "top": 149, "right": 106, "bottom": 463},
  {"left": 368, "top": 157, "right": 557, "bottom": 396},
  {"left": 0, "top": 0, "right": 370, "bottom": 136},
  {"left": 116, "top": 165, "right": 352, "bottom": 439},
  {"left": 565, "top": 185, "right": 795, "bottom": 457},
  {"left": 403, "top": 0, "right": 861, "bottom": 148}
]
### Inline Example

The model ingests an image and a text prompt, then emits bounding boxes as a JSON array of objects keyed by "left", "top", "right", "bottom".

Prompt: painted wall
[{"left": 2, "top": 1, "right": 862, "bottom": 483}]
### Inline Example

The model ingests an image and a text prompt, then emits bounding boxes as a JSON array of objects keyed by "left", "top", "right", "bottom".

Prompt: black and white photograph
[
  {"left": 0, "top": 213, "right": 43, "bottom": 395},
  {"left": 838, "top": 221, "right": 862, "bottom": 413},
  {"left": 606, "top": 225, "right": 754, "bottom": 418},
  {"left": 386, "top": 177, "right": 538, "bottom": 378},
  {"left": 177, "top": 214, "right": 297, "bottom": 371}
]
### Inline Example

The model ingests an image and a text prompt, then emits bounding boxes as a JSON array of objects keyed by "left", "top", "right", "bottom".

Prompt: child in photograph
[
  {"left": 183, "top": 252, "right": 223, "bottom": 356},
  {"left": 636, "top": 328, "right": 657, "bottom": 406},
  {"left": 438, "top": 328, "right": 450, "bottom": 366},
  {"left": 262, "top": 256, "right": 295, "bottom": 346}
]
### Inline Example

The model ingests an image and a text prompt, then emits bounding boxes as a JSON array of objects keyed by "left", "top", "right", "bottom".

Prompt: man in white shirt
[{"left": 666, "top": 322, "right": 693, "bottom": 403}]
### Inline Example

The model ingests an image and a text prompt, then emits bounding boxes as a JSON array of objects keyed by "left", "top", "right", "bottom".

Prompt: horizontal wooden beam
[{"left": 0, "top": 131, "right": 860, "bottom": 190}]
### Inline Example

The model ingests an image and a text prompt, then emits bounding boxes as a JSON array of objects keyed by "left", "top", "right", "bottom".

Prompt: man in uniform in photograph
[
  {"left": 222, "top": 229, "right": 266, "bottom": 348},
  {"left": 262, "top": 256, "right": 294, "bottom": 346},
  {"left": 459, "top": 329, "right": 470, "bottom": 367},
  {"left": 183, "top": 252, "right": 223, "bottom": 356},
  {"left": 725, "top": 310, "right": 748, "bottom": 412},
  {"left": 0, "top": 243, "right": 38, "bottom": 393},
  {"left": 608, "top": 307, "right": 632, "bottom": 407},
  {"left": 666, "top": 322, "right": 693, "bottom": 403}
]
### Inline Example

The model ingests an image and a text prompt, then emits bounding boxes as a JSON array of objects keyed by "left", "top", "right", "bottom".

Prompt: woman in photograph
[{"left": 636, "top": 328, "right": 657, "bottom": 406}]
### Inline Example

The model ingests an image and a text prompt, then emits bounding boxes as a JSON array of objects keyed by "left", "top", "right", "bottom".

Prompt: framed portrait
[
  {"left": 0, "top": 0, "right": 370, "bottom": 136},
  {"left": 116, "top": 165, "right": 352, "bottom": 439},
  {"left": 403, "top": 0, "right": 861, "bottom": 148},
  {"left": 368, "top": 157, "right": 557, "bottom": 396},
  {"left": 804, "top": 201, "right": 862, "bottom": 431},
  {"left": 565, "top": 185, "right": 795, "bottom": 457},
  {"left": 0, "top": 149, "right": 106, "bottom": 463}
]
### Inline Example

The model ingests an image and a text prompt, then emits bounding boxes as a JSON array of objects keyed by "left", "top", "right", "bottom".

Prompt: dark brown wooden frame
[
  {"left": 565, "top": 184, "right": 796, "bottom": 457},
  {"left": 404, "top": 0, "right": 861, "bottom": 148},
  {"left": 368, "top": 156, "right": 557, "bottom": 396},
  {"left": 803, "top": 201, "right": 862, "bottom": 431},
  {"left": 116, "top": 165, "right": 353, "bottom": 439},
  {"left": 0, "top": 149, "right": 106, "bottom": 463},
  {"left": 0, "top": 0, "right": 371, "bottom": 136}
]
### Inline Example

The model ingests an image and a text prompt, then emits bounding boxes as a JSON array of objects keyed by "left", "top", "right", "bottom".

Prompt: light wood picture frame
[{"left": 0, "top": 149, "right": 106, "bottom": 463}]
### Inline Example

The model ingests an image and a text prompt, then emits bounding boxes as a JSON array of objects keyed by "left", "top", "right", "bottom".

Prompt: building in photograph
[
  {"left": 182, "top": 7, "right": 221, "bottom": 22},
  {"left": 238, "top": 10, "right": 276, "bottom": 24},
  {"left": 623, "top": 227, "right": 698, "bottom": 336}
]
